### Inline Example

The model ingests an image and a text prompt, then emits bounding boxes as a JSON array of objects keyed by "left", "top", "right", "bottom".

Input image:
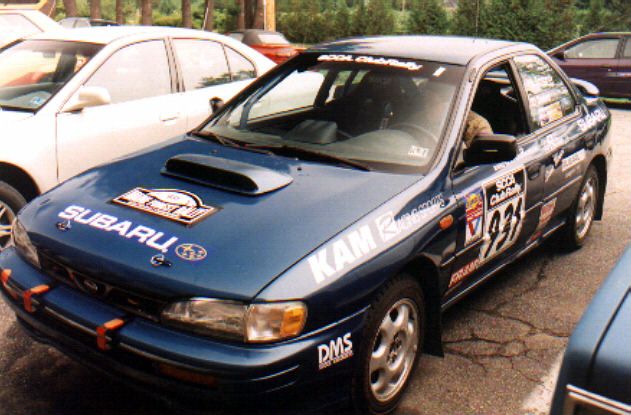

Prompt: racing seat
[{"left": 340, "top": 71, "right": 409, "bottom": 135}]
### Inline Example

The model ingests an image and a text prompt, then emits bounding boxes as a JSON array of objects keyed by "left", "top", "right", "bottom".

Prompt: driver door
[
  {"left": 447, "top": 61, "right": 544, "bottom": 297},
  {"left": 56, "top": 40, "right": 186, "bottom": 182}
]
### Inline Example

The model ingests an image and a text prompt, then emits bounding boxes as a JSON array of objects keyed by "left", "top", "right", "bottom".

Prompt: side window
[
  {"left": 86, "top": 40, "right": 171, "bottom": 104},
  {"left": 465, "top": 63, "right": 528, "bottom": 148},
  {"left": 225, "top": 46, "right": 256, "bottom": 81},
  {"left": 173, "top": 39, "right": 231, "bottom": 90},
  {"left": 565, "top": 39, "right": 619, "bottom": 59},
  {"left": 514, "top": 55, "right": 576, "bottom": 129}
]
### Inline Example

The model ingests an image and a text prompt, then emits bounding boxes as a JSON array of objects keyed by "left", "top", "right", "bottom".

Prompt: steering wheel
[{"left": 389, "top": 122, "right": 438, "bottom": 144}]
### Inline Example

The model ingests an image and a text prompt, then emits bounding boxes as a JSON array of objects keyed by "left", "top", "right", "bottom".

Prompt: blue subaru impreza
[{"left": 0, "top": 35, "right": 611, "bottom": 414}]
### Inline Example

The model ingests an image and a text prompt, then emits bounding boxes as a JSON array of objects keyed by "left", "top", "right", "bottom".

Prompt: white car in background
[
  {"left": 0, "top": 9, "right": 61, "bottom": 48},
  {"left": 0, "top": 26, "right": 274, "bottom": 246}
]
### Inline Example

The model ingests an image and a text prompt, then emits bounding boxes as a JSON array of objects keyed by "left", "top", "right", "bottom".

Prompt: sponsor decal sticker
[
  {"left": 408, "top": 145, "right": 430, "bottom": 159},
  {"left": 527, "top": 198, "right": 557, "bottom": 244},
  {"left": 318, "top": 333, "right": 353, "bottom": 370},
  {"left": 577, "top": 108, "right": 607, "bottom": 132},
  {"left": 317, "top": 54, "right": 423, "bottom": 71},
  {"left": 175, "top": 243, "right": 207, "bottom": 261},
  {"left": 465, "top": 190, "right": 484, "bottom": 246},
  {"left": 479, "top": 169, "right": 526, "bottom": 264},
  {"left": 58, "top": 205, "right": 179, "bottom": 253},
  {"left": 112, "top": 188, "right": 218, "bottom": 225},
  {"left": 561, "top": 149, "right": 586, "bottom": 172},
  {"left": 449, "top": 258, "right": 480, "bottom": 288},
  {"left": 309, "top": 194, "right": 446, "bottom": 284}
]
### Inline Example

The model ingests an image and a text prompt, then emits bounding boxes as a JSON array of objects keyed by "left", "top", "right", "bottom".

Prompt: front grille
[{"left": 39, "top": 253, "right": 166, "bottom": 322}]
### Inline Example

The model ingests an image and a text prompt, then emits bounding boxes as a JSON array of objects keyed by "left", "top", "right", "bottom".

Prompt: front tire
[
  {"left": 562, "top": 165, "right": 599, "bottom": 250},
  {"left": 0, "top": 181, "right": 26, "bottom": 250},
  {"left": 352, "top": 275, "right": 425, "bottom": 415}
]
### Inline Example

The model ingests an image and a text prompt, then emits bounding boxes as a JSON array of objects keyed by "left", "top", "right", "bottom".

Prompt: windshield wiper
[
  {"left": 191, "top": 131, "right": 274, "bottom": 155},
  {"left": 246, "top": 144, "right": 372, "bottom": 171}
]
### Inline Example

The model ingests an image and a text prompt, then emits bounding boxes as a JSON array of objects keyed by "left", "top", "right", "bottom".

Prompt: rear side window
[
  {"left": 565, "top": 38, "right": 619, "bottom": 59},
  {"left": 225, "top": 46, "right": 256, "bottom": 81},
  {"left": 173, "top": 39, "right": 231, "bottom": 90},
  {"left": 86, "top": 40, "right": 171, "bottom": 104},
  {"left": 514, "top": 55, "right": 575, "bottom": 129},
  {"left": 623, "top": 38, "right": 631, "bottom": 58}
]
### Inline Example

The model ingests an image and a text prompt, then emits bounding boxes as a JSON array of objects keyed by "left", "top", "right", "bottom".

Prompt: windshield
[
  {"left": 0, "top": 14, "right": 40, "bottom": 35},
  {"left": 202, "top": 54, "right": 465, "bottom": 173},
  {"left": 0, "top": 40, "right": 102, "bottom": 111}
]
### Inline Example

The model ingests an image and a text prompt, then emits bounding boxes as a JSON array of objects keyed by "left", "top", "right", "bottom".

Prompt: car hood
[
  {"left": 21, "top": 136, "right": 419, "bottom": 302},
  {"left": 0, "top": 109, "right": 34, "bottom": 123}
]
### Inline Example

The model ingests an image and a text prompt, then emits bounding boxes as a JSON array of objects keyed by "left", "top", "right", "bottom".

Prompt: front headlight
[
  {"left": 161, "top": 298, "right": 307, "bottom": 343},
  {"left": 12, "top": 219, "right": 40, "bottom": 269}
]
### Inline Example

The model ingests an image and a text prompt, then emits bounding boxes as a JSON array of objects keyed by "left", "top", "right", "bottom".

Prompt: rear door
[
  {"left": 56, "top": 40, "right": 186, "bottom": 182},
  {"left": 559, "top": 37, "right": 620, "bottom": 97},
  {"left": 513, "top": 54, "right": 583, "bottom": 241},
  {"left": 170, "top": 39, "right": 257, "bottom": 130}
]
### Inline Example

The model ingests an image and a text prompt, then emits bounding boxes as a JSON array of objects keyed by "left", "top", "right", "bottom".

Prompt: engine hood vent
[{"left": 162, "top": 153, "right": 293, "bottom": 195}]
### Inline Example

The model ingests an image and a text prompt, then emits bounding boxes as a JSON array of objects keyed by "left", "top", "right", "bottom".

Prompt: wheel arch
[
  {"left": 0, "top": 163, "right": 40, "bottom": 202},
  {"left": 590, "top": 155, "right": 607, "bottom": 220},
  {"left": 399, "top": 254, "right": 444, "bottom": 357}
]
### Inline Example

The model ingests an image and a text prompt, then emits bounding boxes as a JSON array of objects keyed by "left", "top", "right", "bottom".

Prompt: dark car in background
[
  {"left": 550, "top": 32, "right": 631, "bottom": 98},
  {"left": 551, "top": 246, "right": 631, "bottom": 415},
  {"left": 227, "top": 29, "right": 301, "bottom": 64}
]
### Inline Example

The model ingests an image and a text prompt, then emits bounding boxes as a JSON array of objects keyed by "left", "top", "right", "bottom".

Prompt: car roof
[
  {"left": 308, "top": 35, "right": 529, "bottom": 65},
  {"left": 28, "top": 26, "right": 227, "bottom": 44}
]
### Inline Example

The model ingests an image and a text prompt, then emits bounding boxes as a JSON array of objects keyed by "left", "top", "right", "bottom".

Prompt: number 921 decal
[{"left": 480, "top": 169, "right": 526, "bottom": 263}]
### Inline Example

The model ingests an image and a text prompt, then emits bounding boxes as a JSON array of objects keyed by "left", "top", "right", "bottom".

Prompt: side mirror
[
  {"left": 464, "top": 134, "right": 518, "bottom": 165},
  {"left": 209, "top": 97, "right": 225, "bottom": 113},
  {"left": 571, "top": 78, "right": 600, "bottom": 98},
  {"left": 553, "top": 50, "right": 567, "bottom": 61},
  {"left": 63, "top": 86, "right": 111, "bottom": 112}
]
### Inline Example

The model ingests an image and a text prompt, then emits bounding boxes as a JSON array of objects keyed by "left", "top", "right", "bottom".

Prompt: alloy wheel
[{"left": 368, "top": 298, "right": 419, "bottom": 403}]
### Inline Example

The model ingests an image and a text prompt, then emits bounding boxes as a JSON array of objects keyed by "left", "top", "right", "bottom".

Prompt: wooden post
[{"left": 264, "top": 0, "right": 275, "bottom": 31}]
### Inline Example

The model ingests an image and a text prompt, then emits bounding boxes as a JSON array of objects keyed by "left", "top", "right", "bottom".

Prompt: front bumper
[{"left": 0, "top": 248, "right": 366, "bottom": 403}]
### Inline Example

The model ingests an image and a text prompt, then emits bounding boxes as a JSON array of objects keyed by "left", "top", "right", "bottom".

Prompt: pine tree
[
  {"left": 333, "top": 0, "right": 352, "bottom": 38},
  {"left": 583, "top": 0, "right": 606, "bottom": 33},
  {"left": 408, "top": 0, "right": 449, "bottom": 35},
  {"left": 452, "top": 0, "right": 485, "bottom": 36}
]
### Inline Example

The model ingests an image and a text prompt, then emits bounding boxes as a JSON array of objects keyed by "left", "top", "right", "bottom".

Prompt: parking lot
[{"left": 0, "top": 107, "right": 629, "bottom": 415}]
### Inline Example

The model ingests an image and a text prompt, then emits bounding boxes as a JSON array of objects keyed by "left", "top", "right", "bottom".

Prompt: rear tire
[
  {"left": 561, "top": 165, "right": 598, "bottom": 250},
  {"left": 0, "top": 181, "right": 26, "bottom": 250},
  {"left": 352, "top": 275, "right": 425, "bottom": 415}
]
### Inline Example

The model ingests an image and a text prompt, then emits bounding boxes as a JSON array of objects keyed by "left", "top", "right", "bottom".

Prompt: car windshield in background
[
  {"left": 203, "top": 54, "right": 464, "bottom": 173},
  {"left": 0, "top": 40, "right": 102, "bottom": 111}
]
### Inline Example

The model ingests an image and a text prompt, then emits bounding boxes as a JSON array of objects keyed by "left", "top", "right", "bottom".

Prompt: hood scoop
[{"left": 162, "top": 153, "right": 293, "bottom": 195}]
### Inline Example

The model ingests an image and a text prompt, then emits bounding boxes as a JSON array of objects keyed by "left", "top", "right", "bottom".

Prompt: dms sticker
[
  {"left": 112, "top": 188, "right": 218, "bottom": 225},
  {"left": 318, "top": 333, "right": 353, "bottom": 370},
  {"left": 479, "top": 169, "right": 526, "bottom": 264},
  {"left": 465, "top": 190, "right": 484, "bottom": 246}
]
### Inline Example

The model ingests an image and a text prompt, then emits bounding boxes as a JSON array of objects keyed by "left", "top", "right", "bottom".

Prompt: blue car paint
[
  {"left": 0, "top": 38, "right": 613, "bottom": 406},
  {"left": 550, "top": 247, "right": 631, "bottom": 414}
]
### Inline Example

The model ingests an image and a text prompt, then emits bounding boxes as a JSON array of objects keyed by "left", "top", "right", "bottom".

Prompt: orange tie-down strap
[
  {"left": 96, "top": 318, "right": 126, "bottom": 351},
  {"left": 23, "top": 284, "right": 51, "bottom": 313},
  {"left": 0, "top": 269, "right": 17, "bottom": 300}
]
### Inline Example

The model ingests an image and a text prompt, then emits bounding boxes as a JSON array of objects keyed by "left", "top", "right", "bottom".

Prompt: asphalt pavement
[{"left": 1, "top": 108, "right": 630, "bottom": 415}]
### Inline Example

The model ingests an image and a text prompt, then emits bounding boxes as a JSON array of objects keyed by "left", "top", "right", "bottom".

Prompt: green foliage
[
  {"left": 452, "top": 0, "right": 485, "bottom": 36},
  {"left": 407, "top": 0, "right": 449, "bottom": 35},
  {"left": 352, "top": 0, "right": 395, "bottom": 35}
]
